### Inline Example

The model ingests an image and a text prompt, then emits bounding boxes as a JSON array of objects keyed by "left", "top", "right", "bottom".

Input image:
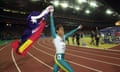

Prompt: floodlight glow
[
  {"left": 11, "top": 10, "right": 18, "bottom": 13},
  {"left": 85, "top": 10, "right": 90, "bottom": 14},
  {"left": 89, "top": 1, "right": 98, "bottom": 7},
  {"left": 70, "top": 5, "right": 74, "bottom": 8},
  {"left": 6, "top": 24, "right": 9, "bottom": 26},
  {"left": 6, "top": 24, "right": 11, "bottom": 27},
  {"left": 113, "top": 12, "right": 118, "bottom": 16},
  {"left": 75, "top": 6, "right": 80, "bottom": 10},
  {"left": 78, "top": 0, "right": 87, "bottom": 4},
  {"left": 30, "top": 0, "right": 39, "bottom": 2},
  {"left": 3, "top": 9, "right": 10, "bottom": 12},
  {"left": 20, "top": 12, "right": 26, "bottom": 14},
  {"left": 60, "top": 3, "right": 68, "bottom": 8},
  {"left": 106, "top": 9, "right": 113, "bottom": 14},
  {"left": 52, "top": 1, "right": 59, "bottom": 6}
]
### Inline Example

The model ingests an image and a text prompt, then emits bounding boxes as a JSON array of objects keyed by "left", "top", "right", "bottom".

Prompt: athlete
[{"left": 50, "top": 10, "right": 82, "bottom": 72}]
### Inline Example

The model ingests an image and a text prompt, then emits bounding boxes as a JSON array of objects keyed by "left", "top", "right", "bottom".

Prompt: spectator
[
  {"left": 95, "top": 31, "right": 100, "bottom": 47},
  {"left": 75, "top": 32, "right": 80, "bottom": 46},
  {"left": 90, "top": 30, "right": 95, "bottom": 45},
  {"left": 66, "top": 37, "right": 69, "bottom": 45},
  {"left": 72, "top": 34, "right": 75, "bottom": 45}
]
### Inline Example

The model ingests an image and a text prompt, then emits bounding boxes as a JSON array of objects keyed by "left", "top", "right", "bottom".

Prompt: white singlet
[{"left": 53, "top": 35, "right": 66, "bottom": 54}]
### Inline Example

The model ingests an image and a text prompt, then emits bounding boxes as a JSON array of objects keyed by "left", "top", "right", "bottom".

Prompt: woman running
[{"left": 50, "top": 11, "right": 82, "bottom": 72}]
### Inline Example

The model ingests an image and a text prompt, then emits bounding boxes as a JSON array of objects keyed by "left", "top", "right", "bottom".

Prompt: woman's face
[{"left": 57, "top": 26, "right": 64, "bottom": 37}]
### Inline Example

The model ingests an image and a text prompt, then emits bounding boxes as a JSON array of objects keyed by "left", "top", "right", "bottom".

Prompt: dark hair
[{"left": 56, "top": 24, "right": 63, "bottom": 30}]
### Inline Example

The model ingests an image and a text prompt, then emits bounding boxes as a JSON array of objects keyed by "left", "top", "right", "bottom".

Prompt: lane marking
[
  {"left": 107, "top": 49, "right": 120, "bottom": 52},
  {"left": 45, "top": 39, "right": 120, "bottom": 55},
  {"left": 33, "top": 46, "right": 53, "bottom": 57},
  {"left": 67, "top": 49, "right": 120, "bottom": 60},
  {"left": 69, "top": 46, "right": 120, "bottom": 55},
  {"left": 33, "top": 45, "right": 102, "bottom": 72},
  {"left": 38, "top": 41, "right": 120, "bottom": 67},
  {"left": 67, "top": 52, "right": 120, "bottom": 67},
  {"left": 41, "top": 40, "right": 120, "bottom": 59},
  {"left": 11, "top": 49, "right": 21, "bottom": 72},
  {"left": 28, "top": 52, "right": 53, "bottom": 70},
  {"left": 0, "top": 44, "right": 9, "bottom": 51}
]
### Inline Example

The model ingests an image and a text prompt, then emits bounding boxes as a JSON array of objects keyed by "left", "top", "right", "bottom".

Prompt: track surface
[{"left": 0, "top": 38, "right": 120, "bottom": 72}]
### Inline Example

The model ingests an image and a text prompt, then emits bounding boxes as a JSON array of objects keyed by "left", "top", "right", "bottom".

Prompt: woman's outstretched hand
[{"left": 77, "top": 25, "right": 83, "bottom": 29}]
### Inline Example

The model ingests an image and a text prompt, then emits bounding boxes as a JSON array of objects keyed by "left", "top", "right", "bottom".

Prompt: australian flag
[
  {"left": 11, "top": 5, "right": 54, "bottom": 56},
  {"left": 11, "top": 11, "right": 47, "bottom": 56}
]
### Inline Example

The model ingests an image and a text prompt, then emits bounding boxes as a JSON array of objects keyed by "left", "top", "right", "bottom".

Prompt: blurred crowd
[
  {"left": 0, "top": 24, "right": 120, "bottom": 46},
  {"left": 0, "top": 24, "right": 25, "bottom": 40}
]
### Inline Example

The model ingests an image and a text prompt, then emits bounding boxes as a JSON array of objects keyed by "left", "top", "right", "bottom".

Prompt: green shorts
[{"left": 53, "top": 54, "right": 74, "bottom": 72}]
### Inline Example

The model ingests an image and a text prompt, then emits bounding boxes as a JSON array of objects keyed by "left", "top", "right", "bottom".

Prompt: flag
[
  {"left": 11, "top": 5, "right": 54, "bottom": 56},
  {"left": 11, "top": 19, "right": 46, "bottom": 56},
  {"left": 18, "top": 19, "right": 46, "bottom": 56}
]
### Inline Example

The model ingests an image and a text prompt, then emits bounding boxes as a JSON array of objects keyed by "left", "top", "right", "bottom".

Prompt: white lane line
[
  {"left": 68, "top": 60, "right": 102, "bottom": 72},
  {"left": 11, "top": 49, "right": 21, "bottom": 72},
  {"left": 38, "top": 41, "right": 120, "bottom": 67},
  {"left": 107, "top": 49, "right": 120, "bottom": 52},
  {"left": 33, "top": 46, "right": 53, "bottom": 57},
  {"left": 28, "top": 52, "right": 53, "bottom": 70},
  {"left": 41, "top": 41, "right": 120, "bottom": 60},
  {"left": 0, "top": 44, "right": 9, "bottom": 51},
  {"left": 67, "top": 52, "right": 120, "bottom": 67},
  {"left": 41, "top": 39, "right": 120, "bottom": 59},
  {"left": 67, "top": 49, "right": 120, "bottom": 60},
  {"left": 44, "top": 39, "right": 120, "bottom": 55},
  {"left": 69, "top": 45, "right": 120, "bottom": 55},
  {"left": 0, "top": 47, "right": 5, "bottom": 51},
  {"left": 33, "top": 46, "right": 102, "bottom": 72}
]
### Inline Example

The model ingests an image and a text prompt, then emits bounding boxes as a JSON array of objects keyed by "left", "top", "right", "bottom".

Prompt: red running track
[{"left": 0, "top": 38, "right": 120, "bottom": 72}]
